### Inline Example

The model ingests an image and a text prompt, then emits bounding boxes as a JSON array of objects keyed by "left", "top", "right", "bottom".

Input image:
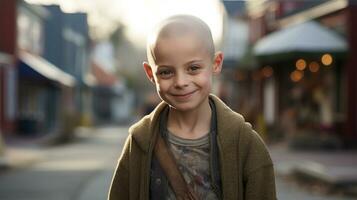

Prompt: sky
[{"left": 25, "top": 0, "right": 225, "bottom": 46}]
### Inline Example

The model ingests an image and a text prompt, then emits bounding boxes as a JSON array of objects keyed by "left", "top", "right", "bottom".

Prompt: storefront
[
  {"left": 17, "top": 51, "right": 76, "bottom": 136},
  {"left": 254, "top": 21, "right": 347, "bottom": 145}
]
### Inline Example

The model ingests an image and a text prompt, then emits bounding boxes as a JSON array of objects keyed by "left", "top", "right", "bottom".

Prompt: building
[
  {"left": 91, "top": 41, "right": 133, "bottom": 124},
  {"left": 43, "top": 5, "right": 92, "bottom": 128},
  {"left": 1, "top": 0, "right": 92, "bottom": 140},
  {"left": 0, "top": 0, "right": 17, "bottom": 136},
  {"left": 247, "top": 0, "right": 356, "bottom": 148},
  {"left": 16, "top": 2, "right": 78, "bottom": 136},
  {"left": 220, "top": 1, "right": 266, "bottom": 134}
]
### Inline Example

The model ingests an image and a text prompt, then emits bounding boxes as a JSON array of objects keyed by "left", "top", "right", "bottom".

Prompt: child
[{"left": 108, "top": 15, "right": 277, "bottom": 200}]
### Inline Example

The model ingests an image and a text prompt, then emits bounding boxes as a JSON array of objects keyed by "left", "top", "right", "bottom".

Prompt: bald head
[{"left": 147, "top": 15, "right": 215, "bottom": 65}]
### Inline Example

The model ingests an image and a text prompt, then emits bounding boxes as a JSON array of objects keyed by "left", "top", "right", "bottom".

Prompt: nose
[{"left": 174, "top": 72, "right": 189, "bottom": 88}]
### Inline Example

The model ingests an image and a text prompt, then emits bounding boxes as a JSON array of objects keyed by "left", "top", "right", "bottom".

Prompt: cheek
[{"left": 197, "top": 72, "right": 212, "bottom": 87}]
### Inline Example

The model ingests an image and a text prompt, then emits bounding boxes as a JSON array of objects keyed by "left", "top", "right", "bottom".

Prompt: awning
[
  {"left": 19, "top": 51, "right": 76, "bottom": 87},
  {"left": 254, "top": 21, "right": 347, "bottom": 61}
]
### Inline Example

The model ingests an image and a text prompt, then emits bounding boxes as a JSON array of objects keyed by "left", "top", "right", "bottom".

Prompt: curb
[
  {"left": 275, "top": 160, "right": 357, "bottom": 197},
  {"left": 294, "top": 161, "right": 357, "bottom": 184}
]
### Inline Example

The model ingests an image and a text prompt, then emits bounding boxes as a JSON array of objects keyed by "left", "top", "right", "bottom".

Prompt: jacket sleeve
[
  {"left": 243, "top": 125, "right": 277, "bottom": 200},
  {"left": 108, "top": 135, "right": 132, "bottom": 200}
]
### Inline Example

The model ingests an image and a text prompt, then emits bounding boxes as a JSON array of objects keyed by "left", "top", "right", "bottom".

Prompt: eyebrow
[
  {"left": 185, "top": 59, "right": 204, "bottom": 65},
  {"left": 156, "top": 64, "right": 172, "bottom": 68},
  {"left": 156, "top": 59, "right": 204, "bottom": 68}
]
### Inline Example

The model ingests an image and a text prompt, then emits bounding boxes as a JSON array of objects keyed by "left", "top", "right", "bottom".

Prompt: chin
[
  {"left": 170, "top": 106, "right": 196, "bottom": 112},
  {"left": 165, "top": 100, "right": 192, "bottom": 111},
  {"left": 171, "top": 100, "right": 207, "bottom": 112}
]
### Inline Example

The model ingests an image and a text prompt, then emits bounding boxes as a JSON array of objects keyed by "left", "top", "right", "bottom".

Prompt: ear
[
  {"left": 212, "top": 51, "right": 223, "bottom": 74},
  {"left": 143, "top": 62, "right": 155, "bottom": 84}
]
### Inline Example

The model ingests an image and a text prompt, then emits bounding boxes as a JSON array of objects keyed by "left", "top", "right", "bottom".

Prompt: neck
[{"left": 167, "top": 98, "right": 211, "bottom": 139}]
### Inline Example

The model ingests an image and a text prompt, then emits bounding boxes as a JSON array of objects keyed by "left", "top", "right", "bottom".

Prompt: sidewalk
[
  {"left": 0, "top": 145, "right": 44, "bottom": 171},
  {"left": 0, "top": 126, "right": 94, "bottom": 171},
  {"left": 270, "top": 143, "right": 357, "bottom": 196},
  {"left": 0, "top": 125, "right": 129, "bottom": 200}
]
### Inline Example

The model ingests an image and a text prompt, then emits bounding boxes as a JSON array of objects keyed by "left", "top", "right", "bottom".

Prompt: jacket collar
[
  {"left": 212, "top": 94, "right": 244, "bottom": 152},
  {"left": 212, "top": 94, "right": 244, "bottom": 199},
  {"left": 131, "top": 100, "right": 167, "bottom": 153},
  {"left": 131, "top": 94, "right": 244, "bottom": 154}
]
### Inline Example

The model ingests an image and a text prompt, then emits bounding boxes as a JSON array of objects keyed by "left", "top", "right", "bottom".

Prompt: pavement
[
  {"left": 0, "top": 145, "right": 43, "bottom": 170},
  {"left": 0, "top": 125, "right": 128, "bottom": 200},
  {"left": 0, "top": 140, "right": 44, "bottom": 171},
  {"left": 0, "top": 126, "right": 105, "bottom": 171},
  {"left": 270, "top": 143, "right": 357, "bottom": 197}
]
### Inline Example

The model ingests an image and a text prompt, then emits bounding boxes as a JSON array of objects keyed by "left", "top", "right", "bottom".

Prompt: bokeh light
[
  {"left": 295, "top": 59, "right": 306, "bottom": 71},
  {"left": 309, "top": 61, "right": 320, "bottom": 72},
  {"left": 290, "top": 70, "right": 304, "bottom": 82},
  {"left": 321, "top": 53, "right": 333, "bottom": 66}
]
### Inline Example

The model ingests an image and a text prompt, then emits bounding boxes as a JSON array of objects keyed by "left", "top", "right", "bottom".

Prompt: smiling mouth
[{"left": 171, "top": 90, "right": 197, "bottom": 98}]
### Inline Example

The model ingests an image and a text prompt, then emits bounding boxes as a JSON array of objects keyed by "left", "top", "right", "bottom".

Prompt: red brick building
[{"left": 0, "top": 0, "right": 17, "bottom": 135}]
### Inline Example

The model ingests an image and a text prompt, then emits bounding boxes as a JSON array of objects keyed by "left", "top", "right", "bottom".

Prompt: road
[
  {"left": 0, "top": 126, "right": 127, "bottom": 200},
  {"left": 0, "top": 125, "right": 354, "bottom": 200}
]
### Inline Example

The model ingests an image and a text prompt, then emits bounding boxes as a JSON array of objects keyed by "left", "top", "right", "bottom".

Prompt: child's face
[{"left": 143, "top": 32, "right": 223, "bottom": 112}]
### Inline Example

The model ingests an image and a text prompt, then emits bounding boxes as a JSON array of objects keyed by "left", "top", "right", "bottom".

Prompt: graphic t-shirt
[{"left": 166, "top": 131, "right": 218, "bottom": 200}]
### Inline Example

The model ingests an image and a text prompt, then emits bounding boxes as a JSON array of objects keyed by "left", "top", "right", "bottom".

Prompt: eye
[
  {"left": 188, "top": 64, "right": 201, "bottom": 73},
  {"left": 157, "top": 69, "right": 173, "bottom": 78}
]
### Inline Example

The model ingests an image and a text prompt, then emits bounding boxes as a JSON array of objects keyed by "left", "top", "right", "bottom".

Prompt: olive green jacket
[{"left": 108, "top": 94, "right": 277, "bottom": 200}]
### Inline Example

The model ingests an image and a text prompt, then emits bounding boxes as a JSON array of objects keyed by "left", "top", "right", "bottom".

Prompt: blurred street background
[{"left": 1, "top": 0, "right": 357, "bottom": 199}]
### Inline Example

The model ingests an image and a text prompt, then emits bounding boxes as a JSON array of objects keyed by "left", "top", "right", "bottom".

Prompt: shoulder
[
  {"left": 233, "top": 119, "right": 273, "bottom": 176},
  {"left": 129, "top": 114, "right": 152, "bottom": 136},
  {"left": 238, "top": 122, "right": 273, "bottom": 175},
  {"left": 128, "top": 101, "right": 168, "bottom": 151},
  {"left": 231, "top": 112, "right": 270, "bottom": 163}
]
